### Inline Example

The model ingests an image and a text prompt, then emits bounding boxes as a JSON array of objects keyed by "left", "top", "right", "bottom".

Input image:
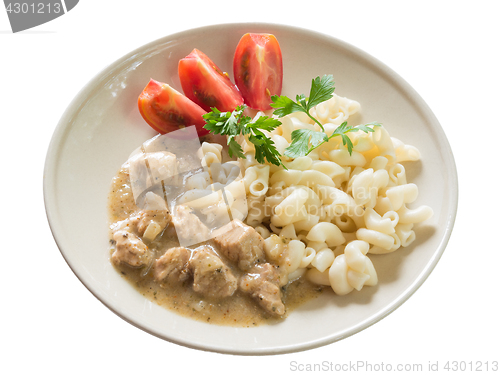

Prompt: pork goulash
[{"left": 107, "top": 139, "right": 322, "bottom": 325}]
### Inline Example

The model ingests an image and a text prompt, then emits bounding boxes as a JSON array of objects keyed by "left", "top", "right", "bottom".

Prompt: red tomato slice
[
  {"left": 178, "top": 48, "right": 244, "bottom": 112},
  {"left": 138, "top": 78, "right": 208, "bottom": 136},
  {"left": 233, "top": 33, "right": 283, "bottom": 111}
]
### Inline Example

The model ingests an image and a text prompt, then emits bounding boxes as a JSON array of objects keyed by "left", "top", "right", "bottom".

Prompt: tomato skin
[
  {"left": 233, "top": 33, "right": 283, "bottom": 111},
  {"left": 179, "top": 48, "right": 244, "bottom": 112},
  {"left": 138, "top": 78, "right": 208, "bottom": 136}
]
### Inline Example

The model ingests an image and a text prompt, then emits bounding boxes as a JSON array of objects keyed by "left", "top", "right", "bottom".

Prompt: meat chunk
[
  {"left": 134, "top": 209, "right": 171, "bottom": 241},
  {"left": 154, "top": 247, "right": 191, "bottom": 284},
  {"left": 190, "top": 246, "right": 237, "bottom": 299},
  {"left": 212, "top": 220, "right": 265, "bottom": 271},
  {"left": 110, "top": 208, "right": 170, "bottom": 242},
  {"left": 240, "top": 263, "right": 285, "bottom": 316},
  {"left": 111, "top": 230, "right": 151, "bottom": 268},
  {"left": 172, "top": 205, "right": 210, "bottom": 245}
]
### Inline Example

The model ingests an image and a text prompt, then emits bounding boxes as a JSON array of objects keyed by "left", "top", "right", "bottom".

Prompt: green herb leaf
[
  {"left": 284, "top": 129, "right": 328, "bottom": 159},
  {"left": 270, "top": 74, "right": 335, "bottom": 131},
  {"left": 227, "top": 135, "right": 245, "bottom": 159},
  {"left": 307, "top": 75, "right": 335, "bottom": 110},
  {"left": 284, "top": 121, "right": 382, "bottom": 158},
  {"left": 296, "top": 93, "right": 307, "bottom": 109},
  {"left": 202, "top": 108, "right": 226, "bottom": 135},
  {"left": 331, "top": 121, "right": 351, "bottom": 135},
  {"left": 204, "top": 76, "right": 380, "bottom": 167},
  {"left": 340, "top": 134, "right": 354, "bottom": 154},
  {"left": 355, "top": 122, "right": 382, "bottom": 133},
  {"left": 269, "top": 95, "right": 304, "bottom": 117},
  {"left": 223, "top": 107, "right": 244, "bottom": 135},
  {"left": 249, "top": 130, "right": 282, "bottom": 166},
  {"left": 203, "top": 105, "right": 285, "bottom": 168},
  {"left": 248, "top": 116, "right": 282, "bottom": 132}
]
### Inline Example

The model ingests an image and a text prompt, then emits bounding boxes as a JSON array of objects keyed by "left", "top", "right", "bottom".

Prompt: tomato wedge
[
  {"left": 138, "top": 78, "right": 208, "bottom": 136},
  {"left": 233, "top": 33, "right": 283, "bottom": 111},
  {"left": 178, "top": 48, "right": 244, "bottom": 112}
]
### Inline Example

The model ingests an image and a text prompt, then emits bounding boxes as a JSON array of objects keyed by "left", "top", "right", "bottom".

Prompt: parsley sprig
[
  {"left": 202, "top": 74, "right": 381, "bottom": 167},
  {"left": 203, "top": 106, "right": 284, "bottom": 167},
  {"left": 270, "top": 74, "right": 380, "bottom": 158},
  {"left": 270, "top": 75, "right": 335, "bottom": 132},
  {"left": 283, "top": 121, "right": 381, "bottom": 159}
]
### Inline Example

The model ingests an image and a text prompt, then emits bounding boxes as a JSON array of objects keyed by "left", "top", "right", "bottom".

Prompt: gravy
[{"left": 108, "top": 166, "right": 324, "bottom": 326}]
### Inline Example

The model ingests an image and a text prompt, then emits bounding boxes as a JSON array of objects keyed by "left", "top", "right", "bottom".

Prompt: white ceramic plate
[{"left": 44, "top": 23, "right": 458, "bottom": 355}]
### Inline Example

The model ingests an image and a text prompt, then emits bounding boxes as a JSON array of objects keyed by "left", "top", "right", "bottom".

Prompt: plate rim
[{"left": 43, "top": 22, "right": 459, "bottom": 355}]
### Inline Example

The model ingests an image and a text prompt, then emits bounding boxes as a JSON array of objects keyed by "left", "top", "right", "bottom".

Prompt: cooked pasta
[{"left": 171, "top": 89, "right": 433, "bottom": 298}]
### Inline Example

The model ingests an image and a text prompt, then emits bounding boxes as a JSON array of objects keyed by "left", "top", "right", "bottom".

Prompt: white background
[{"left": 1, "top": 1, "right": 499, "bottom": 374}]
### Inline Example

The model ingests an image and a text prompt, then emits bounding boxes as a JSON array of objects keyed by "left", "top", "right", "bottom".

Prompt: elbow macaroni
[{"left": 179, "top": 89, "right": 433, "bottom": 298}]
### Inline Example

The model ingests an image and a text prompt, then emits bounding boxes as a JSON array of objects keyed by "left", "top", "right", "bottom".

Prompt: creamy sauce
[{"left": 107, "top": 135, "right": 324, "bottom": 327}]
